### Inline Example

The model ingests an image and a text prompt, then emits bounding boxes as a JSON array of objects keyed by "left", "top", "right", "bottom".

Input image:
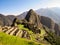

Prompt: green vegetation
[
  {"left": 18, "top": 24, "right": 29, "bottom": 31},
  {"left": 17, "top": 24, "right": 33, "bottom": 35},
  {"left": 17, "top": 24, "right": 50, "bottom": 45},
  {"left": 40, "top": 29, "right": 46, "bottom": 36},
  {"left": 44, "top": 29, "right": 60, "bottom": 45},
  {"left": 17, "top": 24, "right": 36, "bottom": 40},
  {"left": 0, "top": 32, "right": 40, "bottom": 45}
]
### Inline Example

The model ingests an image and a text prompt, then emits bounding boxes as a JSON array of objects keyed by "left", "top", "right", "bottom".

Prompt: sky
[{"left": 0, "top": 0, "right": 60, "bottom": 15}]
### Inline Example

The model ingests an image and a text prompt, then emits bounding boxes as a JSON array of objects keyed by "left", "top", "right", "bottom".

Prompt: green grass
[
  {"left": 18, "top": 24, "right": 29, "bottom": 31},
  {"left": 0, "top": 32, "right": 40, "bottom": 45},
  {"left": 40, "top": 29, "right": 46, "bottom": 36}
]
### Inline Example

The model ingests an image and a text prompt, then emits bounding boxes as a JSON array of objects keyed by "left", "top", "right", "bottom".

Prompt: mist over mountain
[
  {"left": 50, "top": 7, "right": 60, "bottom": 15},
  {"left": 36, "top": 7, "right": 60, "bottom": 24}
]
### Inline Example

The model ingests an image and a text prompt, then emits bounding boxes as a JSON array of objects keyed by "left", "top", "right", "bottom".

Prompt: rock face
[
  {"left": 40, "top": 16, "right": 55, "bottom": 29},
  {"left": 25, "top": 9, "right": 42, "bottom": 29},
  {"left": 21, "top": 9, "right": 43, "bottom": 33}
]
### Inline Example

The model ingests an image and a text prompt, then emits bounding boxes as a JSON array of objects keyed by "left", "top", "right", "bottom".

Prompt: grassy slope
[
  {"left": 0, "top": 32, "right": 40, "bottom": 45},
  {"left": 18, "top": 24, "right": 29, "bottom": 31},
  {"left": 18, "top": 24, "right": 46, "bottom": 39},
  {"left": 17, "top": 24, "right": 51, "bottom": 45}
]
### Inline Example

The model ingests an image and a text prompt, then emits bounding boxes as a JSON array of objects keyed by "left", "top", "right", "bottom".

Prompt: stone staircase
[{"left": 1, "top": 26, "right": 30, "bottom": 39}]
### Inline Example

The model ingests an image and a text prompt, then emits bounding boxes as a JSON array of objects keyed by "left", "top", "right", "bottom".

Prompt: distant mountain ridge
[
  {"left": 36, "top": 7, "right": 60, "bottom": 24},
  {"left": 0, "top": 14, "right": 13, "bottom": 26}
]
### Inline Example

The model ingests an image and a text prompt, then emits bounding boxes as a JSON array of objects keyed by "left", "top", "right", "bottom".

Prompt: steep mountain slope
[
  {"left": 40, "top": 16, "right": 55, "bottom": 31},
  {"left": 25, "top": 9, "right": 42, "bottom": 29},
  {"left": 7, "top": 15, "right": 16, "bottom": 22},
  {"left": 0, "top": 14, "right": 12, "bottom": 26},
  {"left": 17, "top": 12, "right": 27, "bottom": 20}
]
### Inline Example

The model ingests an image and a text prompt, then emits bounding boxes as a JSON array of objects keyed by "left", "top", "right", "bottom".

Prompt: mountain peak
[
  {"left": 25, "top": 9, "right": 42, "bottom": 29},
  {"left": 28, "top": 9, "right": 34, "bottom": 12},
  {"left": 25, "top": 9, "right": 37, "bottom": 21},
  {"left": 27, "top": 9, "right": 37, "bottom": 16}
]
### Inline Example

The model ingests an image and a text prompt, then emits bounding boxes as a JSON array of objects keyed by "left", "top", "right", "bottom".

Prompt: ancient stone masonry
[{"left": 1, "top": 26, "right": 30, "bottom": 39}]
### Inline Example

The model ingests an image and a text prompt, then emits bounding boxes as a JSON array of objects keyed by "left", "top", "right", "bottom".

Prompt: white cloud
[
  {"left": 39, "top": 0, "right": 60, "bottom": 8},
  {"left": 47, "top": 0, "right": 60, "bottom": 8}
]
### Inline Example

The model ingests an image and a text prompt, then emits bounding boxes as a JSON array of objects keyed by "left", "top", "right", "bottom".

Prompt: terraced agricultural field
[{"left": 0, "top": 32, "right": 40, "bottom": 45}]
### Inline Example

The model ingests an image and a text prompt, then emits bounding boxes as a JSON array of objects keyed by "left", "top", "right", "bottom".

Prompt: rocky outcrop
[
  {"left": 24, "top": 9, "right": 42, "bottom": 33},
  {"left": 25, "top": 9, "right": 42, "bottom": 29}
]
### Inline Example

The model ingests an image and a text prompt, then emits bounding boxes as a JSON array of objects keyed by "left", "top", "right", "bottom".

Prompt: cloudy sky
[{"left": 0, "top": 0, "right": 60, "bottom": 15}]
